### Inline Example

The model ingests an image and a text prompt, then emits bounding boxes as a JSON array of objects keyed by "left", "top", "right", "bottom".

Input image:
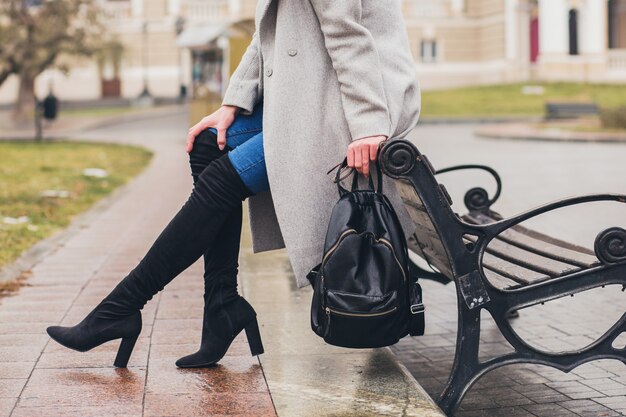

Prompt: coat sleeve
[
  {"left": 308, "top": 0, "right": 392, "bottom": 141},
  {"left": 222, "top": 32, "right": 262, "bottom": 116}
]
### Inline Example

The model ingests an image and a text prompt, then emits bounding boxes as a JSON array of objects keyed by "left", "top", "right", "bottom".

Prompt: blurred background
[{"left": 2, "top": 0, "right": 626, "bottom": 125}]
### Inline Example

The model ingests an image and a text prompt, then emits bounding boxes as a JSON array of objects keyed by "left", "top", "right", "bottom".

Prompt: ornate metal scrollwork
[
  {"left": 595, "top": 227, "right": 626, "bottom": 264},
  {"left": 380, "top": 140, "right": 417, "bottom": 177},
  {"left": 464, "top": 187, "right": 490, "bottom": 211},
  {"left": 435, "top": 164, "right": 502, "bottom": 212}
]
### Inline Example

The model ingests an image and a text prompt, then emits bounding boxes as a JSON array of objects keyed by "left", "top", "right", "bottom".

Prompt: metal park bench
[
  {"left": 545, "top": 102, "right": 599, "bottom": 119},
  {"left": 379, "top": 139, "right": 626, "bottom": 415}
]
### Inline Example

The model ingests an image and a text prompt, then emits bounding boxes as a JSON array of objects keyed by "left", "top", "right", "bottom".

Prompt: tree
[{"left": 0, "top": 0, "right": 104, "bottom": 122}]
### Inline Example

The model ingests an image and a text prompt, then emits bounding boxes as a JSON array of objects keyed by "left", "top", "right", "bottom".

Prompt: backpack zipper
[
  {"left": 322, "top": 228, "right": 358, "bottom": 264},
  {"left": 324, "top": 306, "right": 398, "bottom": 337},
  {"left": 322, "top": 231, "right": 407, "bottom": 284},
  {"left": 374, "top": 237, "right": 407, "bottom": 283},
  {"left": 325, "top": 306, "right": 398, "bottom": 318}
]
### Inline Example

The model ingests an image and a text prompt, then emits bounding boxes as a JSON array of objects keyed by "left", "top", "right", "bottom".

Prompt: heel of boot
[
  {"left": 114, "top": 335, "right": 139, "bottom": 368},
  {"left": 244, "top": 318, "right": 264, "bottom": 356}
]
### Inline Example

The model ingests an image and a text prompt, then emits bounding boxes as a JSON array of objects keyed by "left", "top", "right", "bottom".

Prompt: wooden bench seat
[{"left": 463, "top": 211, "right": 600, "bottom": 289}]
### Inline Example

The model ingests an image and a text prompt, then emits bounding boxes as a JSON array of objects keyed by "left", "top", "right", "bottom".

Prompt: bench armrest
[
  {"left": 472, "top": 193, "right": 626, "bottom": 264},
  {"left": 435, "top": 164, "right": 502, "bottom": 211}
]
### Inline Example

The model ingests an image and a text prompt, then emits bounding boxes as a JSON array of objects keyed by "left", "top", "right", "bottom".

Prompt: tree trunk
[{"left": 12, "top": 70, "right": 37, "bottom": 127}]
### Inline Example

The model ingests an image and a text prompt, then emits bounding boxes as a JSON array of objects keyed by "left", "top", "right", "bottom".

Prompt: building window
[
  {"left": 568, "top": 9, "right": 579, "bottom": 55},
  {"left": 420, "top": 40, "right": 437, "bottom": 63},
  {"left": 609, "top": 0, "right": 626, "bottom": 49}
]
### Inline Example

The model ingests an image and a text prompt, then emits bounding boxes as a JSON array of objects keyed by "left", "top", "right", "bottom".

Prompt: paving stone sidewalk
[
  {"left": 0, "top": 112, "right": 444, "bottom": 417},
  {"left": 5, "top": 113, "right": 624, "bottom": 417},
  {"left": 0, "top": 112, "right": 276, "bottom": 416}
]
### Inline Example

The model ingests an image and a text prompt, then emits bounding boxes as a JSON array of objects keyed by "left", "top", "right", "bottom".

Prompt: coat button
[
  {"left": 265, "top": 68, "right": 273, "bottom": 77},
  {"left": 288, "top": 48, "right": 297, "bottom": 57}
]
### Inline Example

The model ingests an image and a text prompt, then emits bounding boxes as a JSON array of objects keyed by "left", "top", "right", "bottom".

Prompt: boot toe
[
  {"left": 47, "top": 326, "right": 77, "bottom": 350},
  {"left": 46, "top": 325, "right": 64, "bottom": 340},
  {"left": 175, "top": 352, "right": 219, "bottom": 368}
]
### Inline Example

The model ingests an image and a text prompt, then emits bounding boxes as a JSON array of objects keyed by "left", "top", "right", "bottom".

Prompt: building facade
[
  {"left": 406, "top": 0, "right": 626, "bottom": 89},
  {"left": 0, "top": 0, "right": 256, "bottom": 104},
  {"left": 1, "top": 0, "right": 625, "bottom": 104}
]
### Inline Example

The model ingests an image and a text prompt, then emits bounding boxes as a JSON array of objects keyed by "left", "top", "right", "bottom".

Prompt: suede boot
[
  {"left": 176, "top": 129, "right": 263, "bottom": 367},
  {"left": 46, "top": 154, "right": 262, "bottom": 367}
]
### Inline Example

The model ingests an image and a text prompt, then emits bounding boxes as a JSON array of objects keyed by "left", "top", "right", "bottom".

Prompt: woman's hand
[
  {"left": 346, "top": 135, "right": 388, "bottom": 177},
  {"left": 186, "top": 105, "right": 240, "bottom": 153}
]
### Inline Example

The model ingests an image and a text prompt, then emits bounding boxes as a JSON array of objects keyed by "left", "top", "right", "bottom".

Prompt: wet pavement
[
  {"left": 393, "top": 124, "right": 626, "bottom": 416},
  {"left": 0, "top": 111, "right": 443, "bottom": 417},
  {"left": 0, "top": 110, "right": 276, "bottom": 416},
  {"left": 2, "top": 111, "right": 625, "bottom": 416},
  {"left": 239, "top": 222, "right": 443, "bottom": 417}
]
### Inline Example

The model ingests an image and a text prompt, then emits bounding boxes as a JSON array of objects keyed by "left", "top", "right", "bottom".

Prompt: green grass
[
  {"left": 421, "top": 82, "right": 626, "bottom": 118},
  {"left": 0, "top": 141, "right": 152, "bottom": 270}
]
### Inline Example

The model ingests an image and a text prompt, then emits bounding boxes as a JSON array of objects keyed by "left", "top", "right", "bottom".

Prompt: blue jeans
[{"left": 206, "top": 101, "right": 268, "bottom": 194}]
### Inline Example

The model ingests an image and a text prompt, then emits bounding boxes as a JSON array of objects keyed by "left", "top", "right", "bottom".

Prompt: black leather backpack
[{"left": 307, "top": 160, "right": 425, "bottom": 349}]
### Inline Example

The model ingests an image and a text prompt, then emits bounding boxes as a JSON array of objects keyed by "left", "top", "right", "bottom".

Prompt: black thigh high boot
[
  {"left": 176, "top": 130, "right": 261, "bottom": 368},
  {"left": 46, "top": 154, "right": 263, "bottom": 367}
]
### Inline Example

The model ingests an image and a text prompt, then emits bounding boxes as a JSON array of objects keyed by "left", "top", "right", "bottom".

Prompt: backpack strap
[
  {"left": 408, "top": 262, "right": 426, "bottom": 336},
  {"left": 332, "top": 158, "right": 384, "bottom": 196}
]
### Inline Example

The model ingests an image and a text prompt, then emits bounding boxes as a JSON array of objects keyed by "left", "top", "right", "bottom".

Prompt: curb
[
  {"left": 420, "top": 116, "right": 542, "bottom": 125},
  {"left": 384, "top": 346, "right": 446, "bottom": 416},
  {"left": 475, "top": 126, "right": 626, "bottom": 144}
]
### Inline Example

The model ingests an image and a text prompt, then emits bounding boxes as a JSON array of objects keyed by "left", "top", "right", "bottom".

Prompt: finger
[
  {"left": 186, "top": 128, "right": 202, "bottom": 152},
  {"left": 190, "top": 115, "right": 216, "bottom": 138},
  {"left": 217, "top": 127, "right": 227, "bottom": 151},
  {"left": 370, "top": 143, "right": 378, "bottom": 161},
  {"left": 361, "top": 147, "right": 370, "bottom": 177},
  {"left": 347, "top": 146, "right": 355, "bottom": 168},
  {"left": 186, "top": 135, "right": 195, "bottom": 153},
  {"left": 354, "top": 145, "right": 363, "bottom": 171},
  {"left": 186, "top": 124, "right": 200, "bottom": 153}
]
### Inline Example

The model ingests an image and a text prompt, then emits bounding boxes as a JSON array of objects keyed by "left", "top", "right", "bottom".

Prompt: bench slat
[
  {"left": 481, "top": 252, "right": 550, "bottom": 285},
  {"left": 481, "top": 268, "right": 524, "bottom": 290},
  {"left": 464, "top": 234, "right": 582, "bottom": 277},
  {"left": 485, "top": 239, "right": 581, "bottom": 277},
  {"left": 465, "top": 212, "right": 598, "bottom": 267},
  {"left": 407, "top": 213, "right": 454, "bottom": 277},
  {"left": 396, "top": 179, "right": 454, "bottom": 278}
]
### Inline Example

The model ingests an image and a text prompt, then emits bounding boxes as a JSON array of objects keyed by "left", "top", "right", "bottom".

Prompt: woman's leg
[
  {"left": 189, "top": 102, "right": 264, "bottom": 310},
  {"left": 182, "top": 134, "right": 246, "bottom": 368},
  {"left": 46, "top": 146, "right": 266, "bottom": 367},
  {"left": 177, "top": 107, "right": 265, "bottom": 367}
]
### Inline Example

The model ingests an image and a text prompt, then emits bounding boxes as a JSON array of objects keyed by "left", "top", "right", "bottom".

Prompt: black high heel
[
  {"left": 244, "top": 317, "right": 264, "bottom": 356},
  {"left": 175, "top": 297, "right": 264, "bottom": 368},
  {"left": 47, "top": 309, "right": 142, "bottom": 368},
  {"left": 114, "top": 334, "right": 140, "bottom": 368}
]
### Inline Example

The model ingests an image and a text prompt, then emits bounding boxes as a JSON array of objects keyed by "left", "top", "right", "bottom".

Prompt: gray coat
[{"left": 222, "top": 0, "right": 421, "bottom": 288}]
